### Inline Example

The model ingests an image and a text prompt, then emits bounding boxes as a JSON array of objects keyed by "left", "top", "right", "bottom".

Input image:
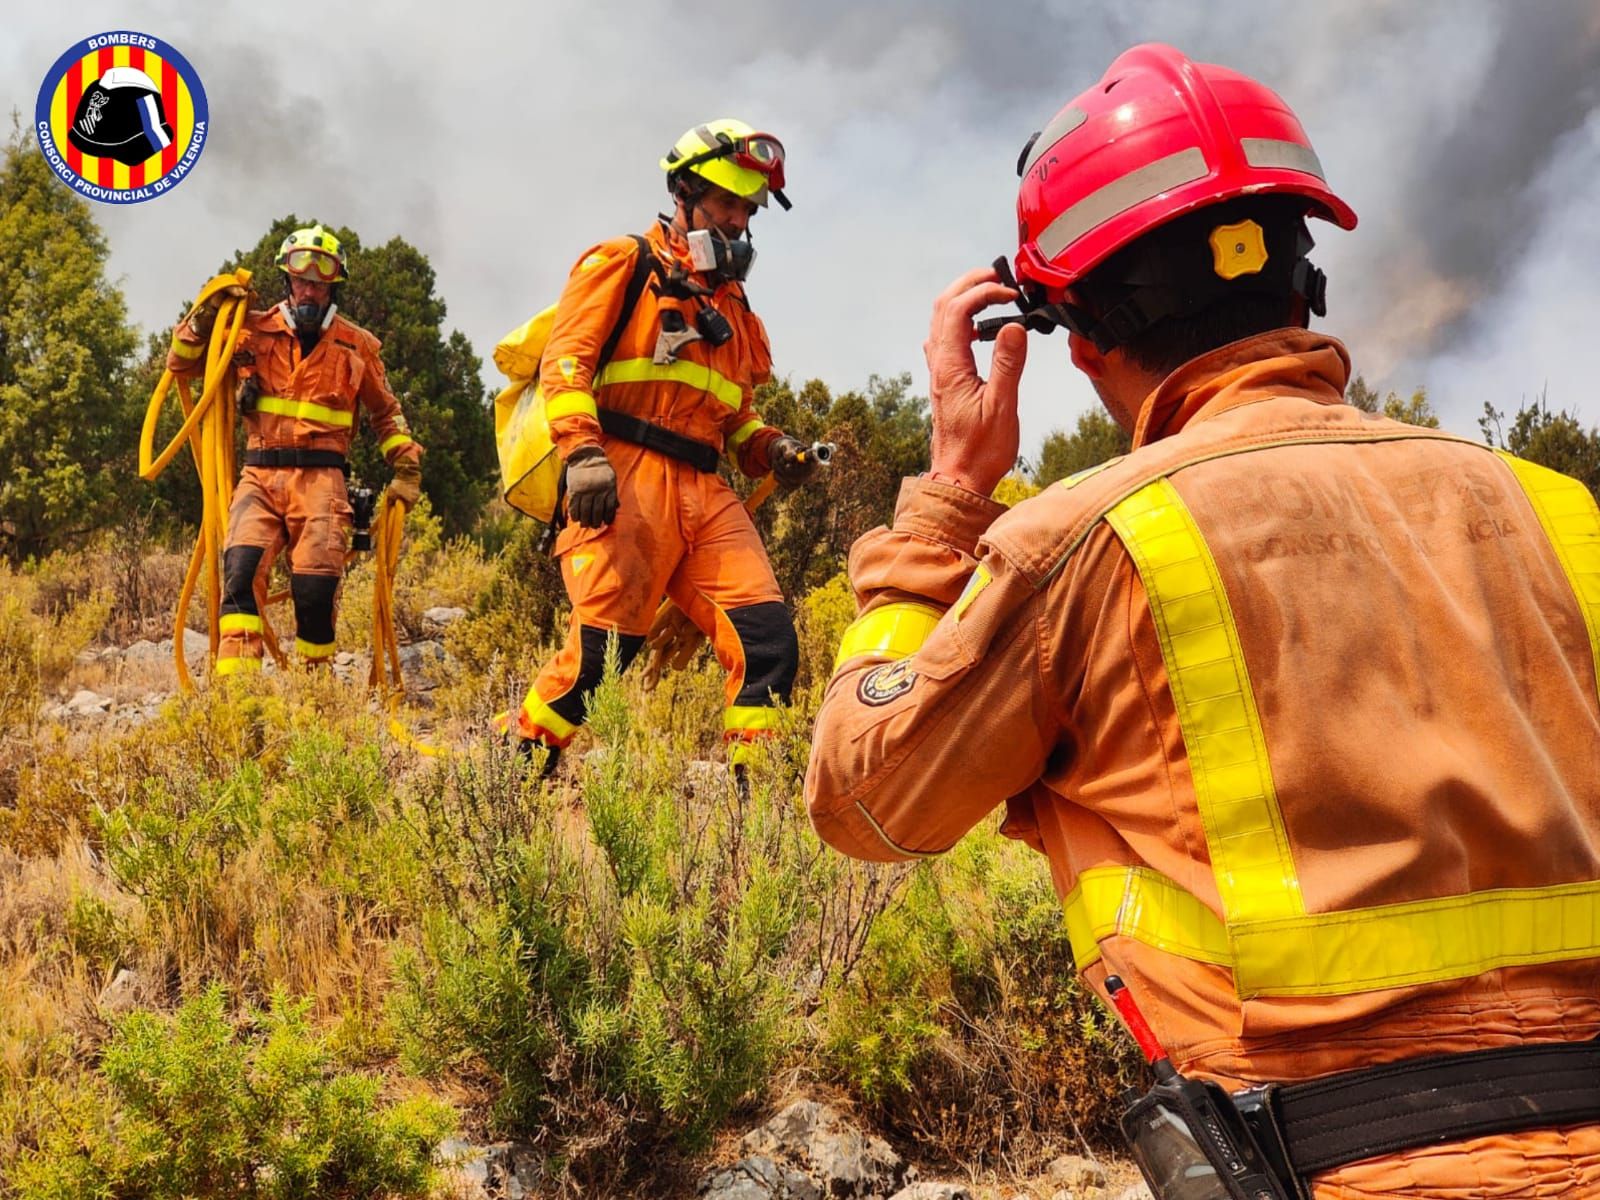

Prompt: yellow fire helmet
[
  {"left": 661, "top": 119, "right": 791, "bottom": 211},
  {"left": 275, "top": 224, "right": 350, "bottom": 283}
]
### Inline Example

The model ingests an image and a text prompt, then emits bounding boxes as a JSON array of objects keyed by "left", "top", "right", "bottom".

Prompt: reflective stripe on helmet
[
  {"left": 1036, "top": 147, "right": 1209, "bottom": 265},
  {"left": 1242, "top": 138, "right": 1327, "bottom": 179},
  {"left": 833, "top": 602, "right": 943, "bottom": 670},
  {"left": 595, "top": 358, "right": 743, "bottom": 409},
  {"left": 255, "top": 396, "right": 355, "bottom": 428},
  {"left": 1020, "top": 106, "right": 1088, "bottom": 178}
]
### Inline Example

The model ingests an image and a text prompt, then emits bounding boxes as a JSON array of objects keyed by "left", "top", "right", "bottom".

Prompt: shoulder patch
[
  {"left": 858, "top": 659, "right": 918, "bottom": 706},
  {"left": 557, "top": 356, "right": 578, "bottom": 383},
  {"left": 579, "top": 253, "right": 608, "bottom": 272}
]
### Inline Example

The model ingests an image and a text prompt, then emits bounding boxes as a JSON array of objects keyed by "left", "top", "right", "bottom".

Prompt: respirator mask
[{"left": 686, "top": 227, "right": 757, "bottom": 283}]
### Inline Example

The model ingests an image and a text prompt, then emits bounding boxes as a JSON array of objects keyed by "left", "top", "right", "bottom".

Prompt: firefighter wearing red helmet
[
  {"left": 808, "top": 44, "right": 1600, "bottom": 1199},
  {"left": 166, "top": 225, "right": 424, "bottom": 674}
]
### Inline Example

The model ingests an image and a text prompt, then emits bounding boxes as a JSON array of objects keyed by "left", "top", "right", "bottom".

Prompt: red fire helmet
[{"left": 1014, "top": 43, "right": 1357, "bottom": 296}]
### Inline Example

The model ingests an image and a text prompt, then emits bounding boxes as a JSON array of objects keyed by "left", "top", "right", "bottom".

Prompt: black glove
[
  {"left": 565, "top": 447, "right": 619, "bottom": 527},
  {"left": 770, "top": 436, "right": 820, "bottom": 486}
]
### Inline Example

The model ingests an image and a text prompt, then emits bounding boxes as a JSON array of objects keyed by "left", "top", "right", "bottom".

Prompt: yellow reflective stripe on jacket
[
  {"left": 214, "top": 655, "right": 262, "bottom": 676},
  {"left": 219, "top": 613, "right": 263, "bottom": 635},
  {"left": 596, "top": 357, "right": 744, "bottom": 409},
  {"left": 1106, "top": 478, "right": 1302, "bottom": 924},
  {"left": 170, "top": 336, "right": 204, "bottom": 360},
  {"left": 724, "top": 705, "right": 779, "bottom": 734},
  {"left": 727, "top": 417, "right": 764, "bottom": 451},
  {"left": 1497, "top": 450, "right": 1600, "bottom": 696},
  {"left": 545, "top": 391, "right": 598, "bottom": 422},
  {"left": 256, "top": 396, "right": 355, "bottom": 428},
  {"left": 379, "top": 433, "right": 415, "bottom": 457},
  {"left": 295, "top": 638, "right": 336, "bottom": 660},
  {"left": 1230, "top": 879, "right": 1600, "bottom": 998},
  {"left": 1063, "top": 866, "right": 1231, "bottom": 971},
  {"left": 834, "top": 602, "right": 943, "bottom": 670}
]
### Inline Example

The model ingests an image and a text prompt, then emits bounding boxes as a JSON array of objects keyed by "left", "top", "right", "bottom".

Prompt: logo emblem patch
[
  {"left": 858, "top": 659, "right": 917, "bottom": 706},
  {"left": 35, "top": 31, "right": 209, "bottom": 204}
]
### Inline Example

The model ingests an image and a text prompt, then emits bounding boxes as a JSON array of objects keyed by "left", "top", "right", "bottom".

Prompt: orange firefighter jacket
[
  {"left": 806, "top": 329, "right": 1600, "bottom": 1196},
  {"left": 167, "top": 302, "right": 419, "bottom": 464},
  {"left": 539, "top": 220, "right": 782, "bottom": 475}
]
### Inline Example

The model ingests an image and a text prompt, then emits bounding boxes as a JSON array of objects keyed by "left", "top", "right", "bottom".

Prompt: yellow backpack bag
[{"left": 493, "top": 235, "right": 655, "bottom": 522}]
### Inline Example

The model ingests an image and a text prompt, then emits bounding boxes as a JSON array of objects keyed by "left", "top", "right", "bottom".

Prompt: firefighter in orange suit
[
  {"left": 806, "top": 44, "right": 1600, "bottom": 1199},
  {"left": 167, "top": 225, "right": 423, "bottom": 674},
  {"left": 506, "top": 120, "right": 819, "bottom": 775}
]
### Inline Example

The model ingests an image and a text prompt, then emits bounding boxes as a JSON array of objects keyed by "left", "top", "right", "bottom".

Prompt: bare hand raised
[{"left": 923, "top": 266, "right": 1028, "bottom": 497}]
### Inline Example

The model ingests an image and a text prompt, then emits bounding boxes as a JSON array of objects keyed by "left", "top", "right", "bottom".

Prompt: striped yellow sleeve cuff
[
  {"left": 380, "top": 433, "right": 415, "bottom": 457},
  {"left": 727, "top": 418, "right": 765, "bottom": 452},
  {"left": 545, "top": 391, "right": 599, "bottom": 423},
  {"left": 833, "top": 602, "right": 943, "bottom": 670},
  {"left": 170, "top": 336, "right": 204, "bottom": 360}
]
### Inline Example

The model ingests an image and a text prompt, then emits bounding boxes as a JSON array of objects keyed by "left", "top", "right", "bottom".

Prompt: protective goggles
[
  {"left": 682, "top": 133, "right": 787, "bottom": 191},
  {"left": 280, "top": 248, "right": 342, "bottom": 280}
]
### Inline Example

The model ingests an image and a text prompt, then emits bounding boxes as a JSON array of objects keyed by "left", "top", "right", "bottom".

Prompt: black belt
[
  {"left": 597, "top": 410, "right": 719, "bottom": 473},
  {"left": 244, "top": 449, "right": 348, "bottom": 473},
  {"left": 1235, "top": 1037, "right": 1600, "bottom": 1189}
]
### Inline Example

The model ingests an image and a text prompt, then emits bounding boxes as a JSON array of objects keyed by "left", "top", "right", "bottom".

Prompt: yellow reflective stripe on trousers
[
  {"left": 1230, "top": 879, "right": 1600, "bottom": 997},
  {"left": 214, "top": 656, "right": 262, "bottom": 676},
  {"left": 170, "top": 336, "right": 204, "bottom": 360},
  {"left": 1063, "top": 866, "right": 1231, "bottom": 971},
  {"left": 519, "top": 687, "right": 578, "bottom": 741},
  {"left": 1106, "top": 478, "right": 1302, "bottom": 924},
  {"left": 295, "top": 638, "right": 336, "bottom": 659},
  {"left": 834, "top": 602, "right": 943, "bottom": 670},
  {"left": 1497, "top": 450, "right": 1600, "bottom": 697},
  {"left": 379, "top": 433, "right": 415, "bottom": 456},
  {"left": 545, "top": 391, "right": 598, "bottom": 422},
  {"left": 596, "top": 357, "right": 744, "bottom": 409},
  {"left": 724, "top": 705, "right": 778, "bottom": 734},
  {"left": 256, "top": 396, "right": 355, "bottom": 427},
  {"left": 219, "top": 613, "right": 263, "bottom": 635},
  {"left": 727, "top": 417, "right": 763, "bottom": 450}
]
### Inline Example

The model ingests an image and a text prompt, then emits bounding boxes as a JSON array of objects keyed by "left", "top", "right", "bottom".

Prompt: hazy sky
[{"left": 6, "top": 1, "right": 1599, "bottom": 458}]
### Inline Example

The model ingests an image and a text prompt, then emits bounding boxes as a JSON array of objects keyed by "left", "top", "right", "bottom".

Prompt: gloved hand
[
  {"left": 190, "top": 283, "right": 248, "bottom": 339},
  {"left": 770, "top": 435, "right": 820, "bottom": 486},
  {"left": 566, "top": 446, "right": 619, "bottom": 527},
  {"left": 388, "top": 455, "right": 423, "bottom": 507}
]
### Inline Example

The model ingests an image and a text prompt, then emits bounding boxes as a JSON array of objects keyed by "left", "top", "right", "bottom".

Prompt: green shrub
[{"left": 9, "top": 983, "right": 453, "bottom": 1199}]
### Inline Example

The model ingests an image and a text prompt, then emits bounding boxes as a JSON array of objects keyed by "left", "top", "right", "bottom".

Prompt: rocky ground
[{"left": 437, "top": 1101, "right": 1147, "bottom": 1200}]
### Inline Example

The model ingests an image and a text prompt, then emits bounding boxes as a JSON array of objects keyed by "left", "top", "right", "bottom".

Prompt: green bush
[{"left": 9, "top": 984, "right": 453, "bottom": 1199}]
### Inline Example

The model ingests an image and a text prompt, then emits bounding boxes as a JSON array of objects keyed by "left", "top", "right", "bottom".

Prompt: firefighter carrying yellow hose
[{"left": 164, "top": 225, "right": 423, "bottom": 675}]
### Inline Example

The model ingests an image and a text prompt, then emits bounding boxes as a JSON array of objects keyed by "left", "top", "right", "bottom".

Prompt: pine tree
[
  {"left": 1032, "top": 409, "right": 1131, "bottom": 487},
  {"left": 0, "top": 122, "right": 138, "bottom": 560},
  {"left": 1481, "top": 394, "right": 1600, "bottom": 500}
]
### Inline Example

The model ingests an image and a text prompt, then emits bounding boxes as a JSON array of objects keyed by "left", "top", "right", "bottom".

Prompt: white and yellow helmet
[
  {"left": 661, "top": 119, "right": 790, "bottom": 211},
  {"left": 275, "top": 224, "right": 349, "bottom": 282}
]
